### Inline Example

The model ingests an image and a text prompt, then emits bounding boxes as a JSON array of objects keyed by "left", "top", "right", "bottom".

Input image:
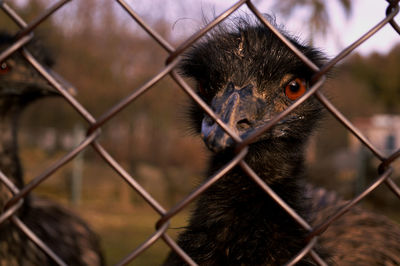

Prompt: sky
[{"left": 311, "top": 0, "right": 400, "bottom": 56}]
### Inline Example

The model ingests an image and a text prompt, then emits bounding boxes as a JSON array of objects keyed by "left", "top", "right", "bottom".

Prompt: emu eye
[
  {"left": 0, "top": 62, "right": 11, "bottom": 74},
  {"left": 284, "top": 78, "right": 307, "bottom": 101}
]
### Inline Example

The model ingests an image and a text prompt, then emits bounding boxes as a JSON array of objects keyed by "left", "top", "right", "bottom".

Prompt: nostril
[{"left": 237, "top": 118, "right": 251, "bottom": 130}]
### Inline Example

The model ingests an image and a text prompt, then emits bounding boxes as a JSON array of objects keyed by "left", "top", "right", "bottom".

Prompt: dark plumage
[
  {"left": 0, "top": 32, "right": 104, "bottom": 265},
  {"left": 164, "top": 17, "right": 400, "bottom": 265}
]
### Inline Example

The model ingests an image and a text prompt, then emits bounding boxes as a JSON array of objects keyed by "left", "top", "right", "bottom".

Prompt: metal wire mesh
[{"left": 0, "top": 0, "right": 400, "bottom": 265}]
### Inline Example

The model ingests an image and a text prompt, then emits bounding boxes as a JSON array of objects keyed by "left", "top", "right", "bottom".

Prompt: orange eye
[
  {"left": 284, "top": 78, "right": 307, "bottom": 101},
  {"left": 0, "top": 62, "right": 11, "bottom": 74}
]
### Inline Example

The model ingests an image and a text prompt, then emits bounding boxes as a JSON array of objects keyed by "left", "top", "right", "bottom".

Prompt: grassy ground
[
  {"left": 28, "top": 192, "right": 189, "bottom": 265},
  {"left": 21, "top": 148, "right": 191, "bottom": 265},
  {"left": 77, "top": 205, "right": 188, "bottom": 265}
]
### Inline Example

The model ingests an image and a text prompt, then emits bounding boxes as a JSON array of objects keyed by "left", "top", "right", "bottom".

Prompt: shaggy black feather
[{"left": 164, "top": 16, "right": 400, "bottom": 265}]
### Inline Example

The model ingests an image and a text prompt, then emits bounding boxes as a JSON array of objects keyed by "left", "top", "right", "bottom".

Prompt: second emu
[
  {"left": 0, "top": 32, "right": 104, "bottom": 265},
  {"left": 164, "top": 17, "right": 400, "bottom": 265}
]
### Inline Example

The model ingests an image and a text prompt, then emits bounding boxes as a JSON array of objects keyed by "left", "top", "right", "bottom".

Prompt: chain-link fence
[{"left": 1, "top": 0, "right": 400, "bottom": 265}]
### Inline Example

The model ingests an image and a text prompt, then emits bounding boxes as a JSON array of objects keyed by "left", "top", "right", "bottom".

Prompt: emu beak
[
  {"left": 200, "top": 92, "right": 238, "bottom": 152},
  {"left": 201, "top": 82, "right": 266, "bottom": 153}
]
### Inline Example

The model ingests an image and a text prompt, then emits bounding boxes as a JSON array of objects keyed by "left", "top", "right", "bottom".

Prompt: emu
[
  {"left": 0, "top": 32, "right": 104, "bottom": 265},
  {"left": 164, "top": 18, "right": 400, "bottom": 265}
]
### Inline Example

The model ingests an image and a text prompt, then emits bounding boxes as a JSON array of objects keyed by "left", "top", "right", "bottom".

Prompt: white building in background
[{"left": 349, "top": 114, "right": 400, "bottom": 155}]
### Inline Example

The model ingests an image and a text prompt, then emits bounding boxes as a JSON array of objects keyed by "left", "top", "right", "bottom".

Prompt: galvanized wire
[{"left": 0, "top": 0, "right": 399, "bottom": 265}]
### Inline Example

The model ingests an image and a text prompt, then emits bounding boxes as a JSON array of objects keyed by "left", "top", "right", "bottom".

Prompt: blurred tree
[
  {"left": 273, "top": 0, "right": 352, "bottom": 40},
  {"left": 1, "top": 0, "right": 58, "bottom": 33},
  {"left": 344, "top": 45, "right": 400, "bottom": 112}
]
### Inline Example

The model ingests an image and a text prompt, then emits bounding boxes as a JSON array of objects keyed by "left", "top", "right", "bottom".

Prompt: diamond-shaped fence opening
[{"left": 0, "top": 0, "right": 400, "bottom": 265}]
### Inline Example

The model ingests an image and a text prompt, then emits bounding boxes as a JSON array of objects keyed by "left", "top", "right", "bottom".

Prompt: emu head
[
  {"left": 0, "top": 32, "right": 64, "bottom": 104},
  {"left": 180, "top": 18, "right": 326, "bottom": 153}
]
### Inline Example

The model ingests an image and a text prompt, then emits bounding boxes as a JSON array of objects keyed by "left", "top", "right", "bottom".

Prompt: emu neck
[
  {"left": 0, "top": 97, "right": 25, "bottom": 210},
  {"left": 207, "top": 140, "right": 308, "bottom": 207},
  {"left": 173, "top": 140, "right": 316, "bottom": 265}
]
